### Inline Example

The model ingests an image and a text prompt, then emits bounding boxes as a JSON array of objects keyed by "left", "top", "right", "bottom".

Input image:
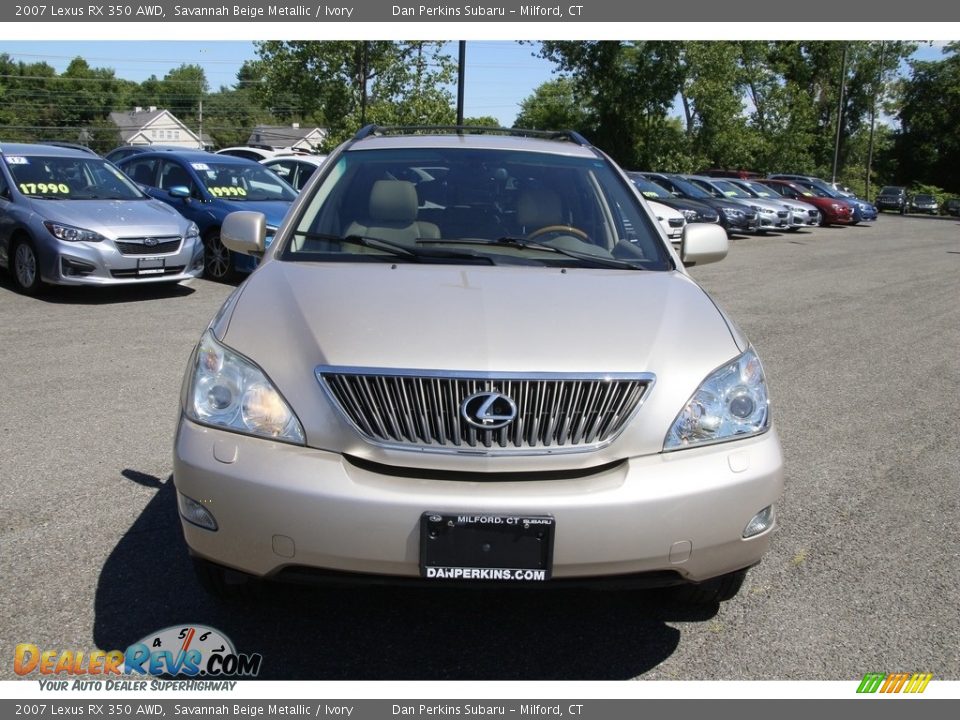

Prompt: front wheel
[
  {"left": 11, "top": 238, "right": 43, "bottom": 295},
  {"left": 203, "top": 231, "right": 238, "bottom": 283}
]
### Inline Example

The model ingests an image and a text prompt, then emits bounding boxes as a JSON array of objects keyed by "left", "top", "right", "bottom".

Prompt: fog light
[
  {"left": 178, "top": 492, "right": 218, "bottom": 531},
  {"left": 743, "top": 505, "right": 774, "bottom": 538}
]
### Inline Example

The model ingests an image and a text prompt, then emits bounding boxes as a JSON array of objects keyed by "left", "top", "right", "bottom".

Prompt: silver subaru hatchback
[
  {"left": 174, "top": 126, "right": 784, "bottom": 604},
  {"left": 0, "top": 143, "right": 203, "bottom": 293}
]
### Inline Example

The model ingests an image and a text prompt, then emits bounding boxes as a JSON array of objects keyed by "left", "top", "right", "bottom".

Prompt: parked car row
[
  {"left": 0, "top": 142, "right": 313, "bottom": 292},
  {"left": 623, "top": 170, "right": 922, "bottom": 238}
]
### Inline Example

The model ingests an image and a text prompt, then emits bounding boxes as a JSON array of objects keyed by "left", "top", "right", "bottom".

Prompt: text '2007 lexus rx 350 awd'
[{"left": 173, "top": 126, "right": 785, "bottom": 606}]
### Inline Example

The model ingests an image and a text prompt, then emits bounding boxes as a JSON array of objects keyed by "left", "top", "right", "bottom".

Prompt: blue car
[{"left": 117, "top": 150, "right": 296, "bottom": 281}]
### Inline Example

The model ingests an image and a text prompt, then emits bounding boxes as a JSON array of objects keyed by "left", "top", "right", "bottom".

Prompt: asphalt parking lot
[{"left": 1, "top": 215, "right": 958, "bottom": 681}]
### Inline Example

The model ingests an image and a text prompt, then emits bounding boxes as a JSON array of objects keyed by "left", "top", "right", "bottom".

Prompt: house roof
[{"left": 247, "top": 125, "right": 325, "bottom": 149}]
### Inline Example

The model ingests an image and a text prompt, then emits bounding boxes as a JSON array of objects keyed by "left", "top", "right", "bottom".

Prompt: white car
[
  {"left": 647, "top": 199, "right": 686, "bottom": 241},
  {"left": 216, "top": 146, "right": 309, "bottom": 162},
  {"left": 260, "top": 155, "right": 327, "bottom": 193}
]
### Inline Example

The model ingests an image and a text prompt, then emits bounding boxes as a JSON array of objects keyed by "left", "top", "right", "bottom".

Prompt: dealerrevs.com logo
[
  {"left": 857, "top": 673, "right": 933, "bottom": 694},
  {"left": 15, "top": 625, "right": 262, "bottom": 678}
]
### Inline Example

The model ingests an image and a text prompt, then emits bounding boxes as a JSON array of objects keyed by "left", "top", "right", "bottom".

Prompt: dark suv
[{"left": 876, "top": 186, "right": 908, "bottom": 214}]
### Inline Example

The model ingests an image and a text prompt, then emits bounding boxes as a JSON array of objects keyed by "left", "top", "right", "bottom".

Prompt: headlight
[
  {"left": 682, "top": 209, "right": 698, "bottom": 222},
  {"left": 43, "top": 221, "right": 106, "bottom": 243},
  {"left": 185, "top": 330, "right": 305, "bottom": 444},
  {"left": 831, "top": 203, "right": 842, "bottom": 211},
  {"left": 664, "top": 348, "right": 770, "bottom": 450},
  {"left": 724, "top": 208, "right": 744, "bottom": 218},
  {"left": 185, "top": 222, "right": 200, "bottom": 241}
]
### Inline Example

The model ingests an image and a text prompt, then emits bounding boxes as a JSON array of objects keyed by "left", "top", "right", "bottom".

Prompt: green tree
[
  {"left": 678, "top": 42, "right": 758, "bottom": 170},
  {"left": 537, "top": 41, "right": 684, "bottom": 168},
  {"left": 891, "top": 43, "right": 960, "bottom": 191},
  {"left": 252, "top": 41, "right": 456, "bottom": 147},
  {"left": 514, "top": 77, "right": 591, "bottom": 132}
]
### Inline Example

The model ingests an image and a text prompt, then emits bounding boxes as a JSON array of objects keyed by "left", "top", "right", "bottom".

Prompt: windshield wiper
[
  {"left": 291, "top": 232, "right": 495, "bottom": 264},
  {"left": 417, "top": 236, "right": 645, "bottom": 271}
]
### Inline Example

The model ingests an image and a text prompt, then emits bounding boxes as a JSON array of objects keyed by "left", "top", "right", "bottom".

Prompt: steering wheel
[{"left": 526, "top": 224, "right": 590, "bottom": 242}]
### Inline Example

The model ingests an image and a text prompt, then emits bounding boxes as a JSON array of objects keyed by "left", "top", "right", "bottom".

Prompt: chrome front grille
[{"left": 318, "top": 368, "right": 653, "bottom": 454}]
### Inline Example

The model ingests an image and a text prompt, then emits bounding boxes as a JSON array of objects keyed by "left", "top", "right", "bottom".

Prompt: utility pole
[
  {"left": 831, "top": 43, "right": 848, "bottom": 186},
  {"left": 866, "top": 41, "right": 886, "bottom": 200},
  {"left": 456, "top": 41, "right": 466, "bottom": 126},
  {"left": 360, "top": 41, "right": 369, "bottom": 127},
  {"left": 198, "top": 99, "right": 203, "bottom": 149}
]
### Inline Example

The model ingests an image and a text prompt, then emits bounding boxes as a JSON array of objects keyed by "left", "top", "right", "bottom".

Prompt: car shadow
[
  {"left": 93, "top": 471, "right": 716, "bottom": 680},
  {"left": 0, "top": 274, "right": 196, "bottom": 304},
  {"left": 900, "top": 214, "right": 960, "bottom": 223}
]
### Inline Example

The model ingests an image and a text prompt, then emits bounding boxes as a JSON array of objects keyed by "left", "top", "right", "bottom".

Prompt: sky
[{"left": 0, "top": 39, "right": 950, "bottom": 129}]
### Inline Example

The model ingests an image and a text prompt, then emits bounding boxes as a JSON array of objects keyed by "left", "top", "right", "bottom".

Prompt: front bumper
[
  {"left": 721, "top": 213, "right": 759, "bottom": 234},
  {"left": 789, "top": 208, "right": 820, "bottom": 227},
  {"left": 173, "top": 418, "right": 785, "bottom": 585},
  {"left": 42, "top": 236, "right": 204, "bottom": 286}
]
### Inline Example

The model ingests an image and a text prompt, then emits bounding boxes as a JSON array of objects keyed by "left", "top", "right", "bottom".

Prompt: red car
[{"left": 760, "top": 179, "right": 855, "bottom": 226}]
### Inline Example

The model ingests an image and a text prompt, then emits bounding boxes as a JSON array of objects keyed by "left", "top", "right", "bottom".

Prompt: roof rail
[{"left": 351, "top": 124, "right": 593, "bottom": 147}]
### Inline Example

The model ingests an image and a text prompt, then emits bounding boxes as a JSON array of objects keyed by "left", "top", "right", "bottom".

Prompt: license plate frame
[
  {"left": 137, "top": 257, "right": 165, "bottom": 275},
  {"left": 419, "top": 512, "right": 554, "bottom": 582}
]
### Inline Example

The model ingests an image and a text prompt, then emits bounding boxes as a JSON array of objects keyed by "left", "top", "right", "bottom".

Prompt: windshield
[
  {"left": 914, "top": 194, "right": 935, "bottom": 202},
  {"left": 658, "top": 175, "right": 711, "bottom": 200},
  {"left": 5, "top": 155, "right": 144, "bottom": 200},
  {"left": 629, "top": 175, "right": 672, "bottom": 199},
  {"left": 799, "top": 179, "right": 841, "bottom": 198},
  {"left": 711, "top": 180, "right": 752, "bottom": 199},
  {"left": 740, "top": 181, "right": 779, "bottom": 199},
  {"left": 281, "top": 146, "right": 672, "bottom": 271},
  {"left": 879, "top": 186, "right": 902, "bottom": 195},
  {"left": 191, "top": 161, "right": 297, "bottom": 202}
]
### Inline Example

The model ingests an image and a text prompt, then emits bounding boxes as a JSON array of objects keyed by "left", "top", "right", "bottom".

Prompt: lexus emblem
[
  {"left": 143, "top": 237, "right": 159, "bottom": 247},
  {"left": 461, "top": 391, "right": 518, "bottom": 430}
]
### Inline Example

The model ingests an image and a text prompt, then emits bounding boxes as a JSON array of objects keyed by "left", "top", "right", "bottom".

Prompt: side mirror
[
  {"left": 168, "top": 186, "right": 191, "bottom": 199},
  {"left": 681, "top": 223, "right": 728, "bottom": 267},
  {"left": 221, "top": 211, "right": 266, "bottom": 256}
]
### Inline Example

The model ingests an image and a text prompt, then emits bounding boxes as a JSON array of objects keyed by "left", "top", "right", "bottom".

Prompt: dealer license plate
[
  {"left": 137, "top": 257, "right": 165, "bottom": 275},
  {"left": 420, "top": 512, "right": 554, "bottom": 582}
]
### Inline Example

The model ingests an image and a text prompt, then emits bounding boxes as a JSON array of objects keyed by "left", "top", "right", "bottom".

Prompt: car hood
[
  {"left": 775, "top": 198, "right": 817, "bottom": 212},
  {"left": 738, "top": 198, "right": 788, "bottom": 213},
  {"left": 27, "top": 198, "right": 189, "bottom": 237},
  {"left": 706, "top": 198, "right": 754, "bottom": 213},
  {"left": 215, "top": 261, "right": 746, "bottom": 470}
]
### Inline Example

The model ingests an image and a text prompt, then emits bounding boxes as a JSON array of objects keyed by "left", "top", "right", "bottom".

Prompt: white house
[{"left": 108, "top": 107, "right": 204, "bottom": 149}]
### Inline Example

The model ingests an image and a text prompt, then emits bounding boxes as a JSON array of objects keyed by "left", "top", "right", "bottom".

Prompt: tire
[
  {"left": 203, "top": 231, "right": 238, "bottom": 283},
  {"left": 191, "top": 557, "right": 256, "bottom": 601},
  {"left": 11, "top": 237, "right": 42, "bottom": 295},
  {"left": 666, "top": 568, "right": 748, "bottom": 606}
]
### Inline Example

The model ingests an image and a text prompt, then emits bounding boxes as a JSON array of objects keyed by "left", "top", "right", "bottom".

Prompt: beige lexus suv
[{"left": 174, "top": 126, "right": 784, "bottom": 604}]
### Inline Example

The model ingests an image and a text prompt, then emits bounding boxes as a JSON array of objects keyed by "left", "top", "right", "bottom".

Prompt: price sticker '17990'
[{"left": 19, "top": 183, "right": 70, "bottom": 195}]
